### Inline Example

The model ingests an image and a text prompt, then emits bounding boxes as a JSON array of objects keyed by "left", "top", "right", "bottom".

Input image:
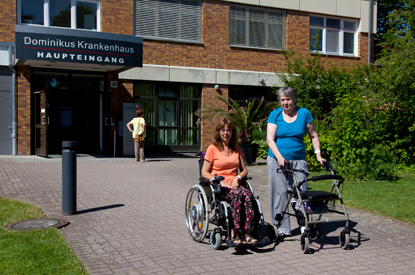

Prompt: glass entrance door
[{"left": 32, "top": 70, "right": 106, "bottom": 155}]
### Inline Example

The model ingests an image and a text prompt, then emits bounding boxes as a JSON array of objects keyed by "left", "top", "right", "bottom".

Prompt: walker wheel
[
  {"left": 300, "top": 233, "right": 310, "bottom": 254},
  {"left": 339, "top": 229, "right": 350, "bottom": 249}
]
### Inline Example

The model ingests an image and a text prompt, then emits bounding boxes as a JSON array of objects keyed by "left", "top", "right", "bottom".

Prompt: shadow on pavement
[{"left": 76, "top": 204, "right": 125, "bottom": 214}]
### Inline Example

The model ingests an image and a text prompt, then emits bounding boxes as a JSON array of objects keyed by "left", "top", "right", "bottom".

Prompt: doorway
[{"left": 32, "top": 70, "right": 107, "bottom": 156}]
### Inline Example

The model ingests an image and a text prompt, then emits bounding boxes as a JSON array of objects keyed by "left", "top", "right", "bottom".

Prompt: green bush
[{"left": 327, "top": 92, "right": 397, "bottom": 180}]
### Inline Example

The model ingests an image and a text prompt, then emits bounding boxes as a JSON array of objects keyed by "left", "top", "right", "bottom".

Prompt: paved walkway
[{"left": 1, "top": 155, "right": 415, "bottom": 274}]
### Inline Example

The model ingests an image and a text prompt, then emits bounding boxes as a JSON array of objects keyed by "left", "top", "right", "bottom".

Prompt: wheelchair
[
  {"left": 275, "top": 161, "right": 350, "bottom": 253},
  {"left": 185, "top": 152, "right": 275, "bottom": 250}
]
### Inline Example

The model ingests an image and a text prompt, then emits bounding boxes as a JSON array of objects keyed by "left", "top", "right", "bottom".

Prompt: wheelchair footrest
[{"left": 300, "top": 190, "right": 339, "bottom": 201}]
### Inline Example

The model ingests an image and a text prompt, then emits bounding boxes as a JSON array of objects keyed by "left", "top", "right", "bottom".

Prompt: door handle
[{"left": 105, "top": 118, "right": 109, "bottom": 126}]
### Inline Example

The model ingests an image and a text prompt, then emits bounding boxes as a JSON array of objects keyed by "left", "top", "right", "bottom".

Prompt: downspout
[
  {"left": 368, "top": 0, "right": 373, "bottom": 65},
  {"left": 8, "top": 46, "right": 17, "bottom": 155}
]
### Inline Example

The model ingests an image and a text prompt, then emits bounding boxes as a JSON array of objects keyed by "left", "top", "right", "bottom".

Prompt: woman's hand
[
  {"left": 220, "top": 182, "right": 234, "bottom": 189},
  {"left": 277, "top": 155, "right": 286, "bottom": 167},
  {"left": 230, "top": 177, "right": 240, "bottom": 189},
  {"left": 316, "top": 154, "right": 326, "bottom": 166}
]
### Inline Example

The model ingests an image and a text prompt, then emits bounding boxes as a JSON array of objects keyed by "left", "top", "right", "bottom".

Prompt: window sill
[
  {"left": 230, "top": 45, "right": 285, "bottom": 52},
  {"left": 139, "top": 36, "right": 203, "bottom": 46},
  {"left": 309, "top": 51, "right": 360, "bottom": 59}
]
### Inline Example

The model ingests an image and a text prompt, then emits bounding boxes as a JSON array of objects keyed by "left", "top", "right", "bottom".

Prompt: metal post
[{"left": 62, "top": 141, "right": 77, "bottom": 215}]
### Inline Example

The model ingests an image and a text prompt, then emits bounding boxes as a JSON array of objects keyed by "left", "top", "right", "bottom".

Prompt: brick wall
[
  {"left": 141, "top": 1, "right": 369, "bottom": 72},
  {"left": 0, "top": 1, "right": 16, "bottom": 42},
  {"left": 17, "top": 66, "right": 31, "bottom": 155},
  {"left": 101, "top": 0, "right": 134, "bottom": 35}
]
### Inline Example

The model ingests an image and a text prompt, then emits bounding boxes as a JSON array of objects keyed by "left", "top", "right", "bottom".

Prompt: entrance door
[
  {"left": 34, "top": 90, "right": 48, "bottom": 156},
  {"left": 32, "top": 70, "right": 105, "bottom": 156}
]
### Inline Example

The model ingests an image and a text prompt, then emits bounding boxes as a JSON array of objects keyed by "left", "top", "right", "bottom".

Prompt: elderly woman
[
  {"left": 201, "top": 118, "right": 257, "bottom": 245},
  {"left": 267, "top": 87, "right": 325, "bottom": 240}
]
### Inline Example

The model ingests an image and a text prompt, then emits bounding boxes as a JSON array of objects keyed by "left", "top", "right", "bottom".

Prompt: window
[
  {"left": 310, "top": 16, "right": 357, "bottom": 56},
  {"left": 134, "top": 82, "right": 200, "bottom": 149},
  {"left": 135, "top": 0, "right": 202, "bottom": 43},
  {"left": 19, "top": 0, "right": 100, "bottom": 31},
  {"left": 230, "top": 4, "right": 285, "bottom": 50}
]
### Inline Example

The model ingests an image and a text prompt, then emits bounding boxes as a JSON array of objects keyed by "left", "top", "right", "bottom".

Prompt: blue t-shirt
[{"left": 267, "top": 107, "right": 314, "bottom": 160}]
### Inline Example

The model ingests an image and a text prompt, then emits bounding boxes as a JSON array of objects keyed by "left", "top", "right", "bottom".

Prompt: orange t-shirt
[{"left": 204, "top": 144, "right": 244, "bottom": 185}]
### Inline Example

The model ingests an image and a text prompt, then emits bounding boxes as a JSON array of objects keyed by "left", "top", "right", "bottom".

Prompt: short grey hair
[{"left": 277, "top": 87, "right": 297, "bottom": 104}]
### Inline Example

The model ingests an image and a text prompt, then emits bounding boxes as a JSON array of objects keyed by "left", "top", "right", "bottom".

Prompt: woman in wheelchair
[{"left": 201, "top": 118, "right": 258, "bottom": 245}]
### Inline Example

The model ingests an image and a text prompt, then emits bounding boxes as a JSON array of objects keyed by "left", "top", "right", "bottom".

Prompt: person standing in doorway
[{"left": 127, "top": 109, "right": 146, "bottom": 162}]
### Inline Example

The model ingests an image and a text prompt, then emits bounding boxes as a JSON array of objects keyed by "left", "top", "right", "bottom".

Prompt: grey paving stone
[{"left": 1, "top": 155, "right": 415, "bottom": 274}]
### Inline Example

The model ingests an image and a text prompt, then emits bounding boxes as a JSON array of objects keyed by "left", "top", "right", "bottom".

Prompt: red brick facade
[{"left": 1, "top": 0, "right": 374, "bottom": 155}]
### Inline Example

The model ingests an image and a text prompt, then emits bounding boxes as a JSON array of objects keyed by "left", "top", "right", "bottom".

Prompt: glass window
[
  {"left": 77, "top": 1, "right": 98, "bottom": 30},
  {"left": 21, "top": 0, "right": 44, "bottom": 24},
  {"left": 309, "top": 16, "right": 357, "bottom": 56},
  {"left": 326, "top": 30, "right": 339, "bottom": 53},
  {"left": 134, "top": 82, "right": 200, "bottom": 149},
  {"left": 19, "top": 0, "right": 100, "bottom": 30},
  {"left": 344, "top": 21, "right": 355, "bottom": 30},
  {"left": 327, "top": 18, "right": 340, "bottom": 29},
  {"left": 230, "top": 4, "right": 285, "bottom": 50},
  {"left": 50, "top": 0, "right": 71, "bottom": 27},
  {"left": 343, "top": 32, "right": 355, "bottom": 54},
  {"left": 135, "top": 0, "right": 202, "bottom": 43},
  {"left": 310, "top": 29, "right": 323, "bottom": 51}
]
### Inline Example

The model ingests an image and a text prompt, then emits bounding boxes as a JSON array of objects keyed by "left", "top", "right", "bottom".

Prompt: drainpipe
[
  {"left": 368, "top": 0, "right": 373, "bottom": 65},
  {"left": 8, "top": 46, "right": 17, "bottom": 155}
]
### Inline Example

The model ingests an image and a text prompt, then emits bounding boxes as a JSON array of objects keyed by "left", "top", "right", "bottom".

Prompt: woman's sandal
[
  {"left": 243, "top": 234, "right": 258, "bottom": 245},
  {"left": 232, "top": 235, "right": 242, "bottom": 245}
]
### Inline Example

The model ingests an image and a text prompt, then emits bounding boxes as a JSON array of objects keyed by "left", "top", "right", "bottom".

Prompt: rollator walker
[{"left": 275, "top": 161, "right": 350, "bottom": 253}]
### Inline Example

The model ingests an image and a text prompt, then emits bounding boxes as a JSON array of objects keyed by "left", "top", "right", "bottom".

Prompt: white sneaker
[{"left": 301, "top": 226, "right": 306, "bottom": 234}]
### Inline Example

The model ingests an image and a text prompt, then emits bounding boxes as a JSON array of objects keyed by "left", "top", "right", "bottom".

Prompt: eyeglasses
[{"left": 220, "top": 129, "right": 232, "bottom": 133}]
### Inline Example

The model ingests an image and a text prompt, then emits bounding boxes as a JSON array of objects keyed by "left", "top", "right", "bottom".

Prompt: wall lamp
[{"left": 214, "top": 84, "right": 220, "bottom": 91}]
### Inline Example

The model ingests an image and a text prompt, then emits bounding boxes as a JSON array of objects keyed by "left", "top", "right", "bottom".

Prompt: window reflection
[
  {"left": 50, "top": 0, "right": 71, "bottom": 27},
  {"left": 77, "top": 1, "right": 98, "bottom": 30},
  {"left": 21, "top": 0, "right": 44, "bottom": 24}
]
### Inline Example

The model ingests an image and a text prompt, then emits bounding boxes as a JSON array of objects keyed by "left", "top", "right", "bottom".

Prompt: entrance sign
[{"left": 15, "top": 25, "right": 142, "bottom": 68}]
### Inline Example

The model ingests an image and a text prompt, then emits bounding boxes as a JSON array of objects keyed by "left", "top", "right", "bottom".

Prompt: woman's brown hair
[
  {"left": 136, "top": 109, "right": 144, "bottom": 117},
  {"left": 213, "top": 118, "right": 239, "bottom": 152}
]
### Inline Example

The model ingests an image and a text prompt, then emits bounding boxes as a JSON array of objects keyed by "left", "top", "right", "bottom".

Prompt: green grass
[
  {"left": 308, "top": 172, "right": 415, "bottom": 225},
  {"left": 0, "top": 196, "right": 88, "bottom": 275}
]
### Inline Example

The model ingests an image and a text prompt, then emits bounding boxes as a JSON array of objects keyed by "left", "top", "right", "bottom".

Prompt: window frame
[
  {"left": 229, "top": 4, "right": 286, "bottom": 51},
  {"left": 18, "top": 0, "right": 101, "bottom": 31},
  {"left": 309, "top": 15, "right": 358, "bottom": 57}
]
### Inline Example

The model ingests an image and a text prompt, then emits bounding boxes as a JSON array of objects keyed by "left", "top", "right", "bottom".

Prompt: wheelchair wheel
[
  {"left": 185, "top": 185, "right": 209, "bottom": 242},
  {"left": 210, "top": 230, "right": 222, "bottom": 250}
]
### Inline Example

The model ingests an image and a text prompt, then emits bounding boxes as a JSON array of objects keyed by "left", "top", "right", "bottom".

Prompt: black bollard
[{"left": 62, "top": 141, "right": 77, "bottom": 215}]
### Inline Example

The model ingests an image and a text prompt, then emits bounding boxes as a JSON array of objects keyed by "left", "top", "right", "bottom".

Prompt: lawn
[
  {"left": 308, "top": 172, "right": 415, "bottom": 225},
  {"left": 0, "top": 196, "right": 87, "bottom": 274}
]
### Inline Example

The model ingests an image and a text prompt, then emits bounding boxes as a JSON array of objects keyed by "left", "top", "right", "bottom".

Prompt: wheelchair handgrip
[{"left": 311, "top": 174, "right": 344, "bottom": 182}]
